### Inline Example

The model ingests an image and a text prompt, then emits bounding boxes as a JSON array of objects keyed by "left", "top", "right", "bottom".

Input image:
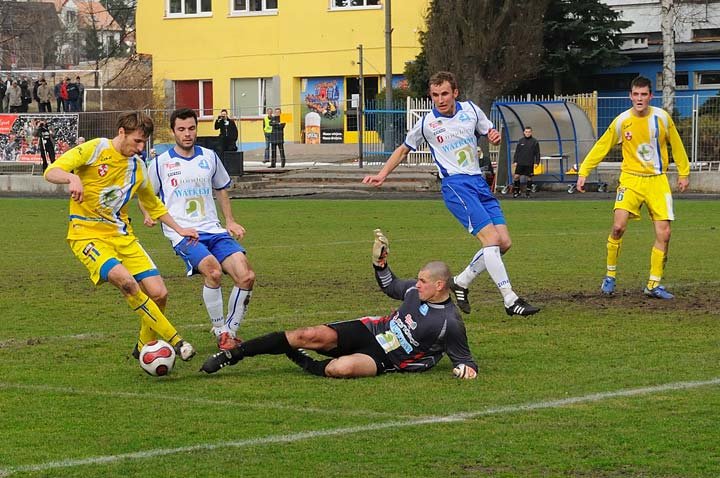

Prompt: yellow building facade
[{"left": 136, "top": 0, "right": 428, "bottom": 145}]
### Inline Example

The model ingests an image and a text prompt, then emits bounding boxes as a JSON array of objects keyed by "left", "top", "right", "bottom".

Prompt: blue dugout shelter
[{"left": 494, "top": 101, "right": 603, "bottom": 193}]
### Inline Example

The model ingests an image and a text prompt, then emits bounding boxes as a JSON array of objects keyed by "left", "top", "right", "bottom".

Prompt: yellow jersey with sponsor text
[
  {"left": 45, "top": 138, "right": 168, "bottom": 240},
  {"left": 579, "top": 106, "right": 690, "bottom": 178}
]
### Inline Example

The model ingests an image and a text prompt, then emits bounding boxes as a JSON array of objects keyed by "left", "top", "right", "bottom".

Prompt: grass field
[{"left": 1, "top": 197, "right": 719, "bottom": 477}]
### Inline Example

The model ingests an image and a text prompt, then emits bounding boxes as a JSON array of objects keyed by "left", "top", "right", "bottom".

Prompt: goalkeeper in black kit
[{"left": 201, "top": 229, "right": 479, "bottom": 379}]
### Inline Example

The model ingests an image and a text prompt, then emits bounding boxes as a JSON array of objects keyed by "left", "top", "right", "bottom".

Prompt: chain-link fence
[{"left": 3, "top": 92, "right": 720, "bottom": 173}]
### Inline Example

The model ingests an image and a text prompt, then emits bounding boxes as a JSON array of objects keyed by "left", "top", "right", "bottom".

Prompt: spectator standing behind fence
[
  {"left": 75, "top": 76, "right": 85, "bottom": 111},
  {"left": 32, "top": 78, "right": 41, "bottom": 112},
  {"left": 0, "top": 77, "right": 6, "bottom": 113},
  {"left": 67, "top": 79, "right": 80, "bottom": 112},
  {"left": 262, "top": 107, "right": 273, "bottom": 164},
  {"left": 8, "top": 81, "right": 22, "bottom": 113},
  {"left": 54, "top": 80, "right": 63, "bottom": 112},
  {"left": 270, "top": 107, "right": 286, "bottom": 168},
  {"left": 214, "top": 109, "right": 238, "bottom": 152},
  {"left": 37, "top": 78, "right": 53, "bottom": 112},
  {"left": 60, "top": 78, "right": 70, "bottom": 112},
  {"left": 576, "top": 75, "right": 690, "bottom": 300},
  {"left": 19, "top": 77, "right": 31, "bottom": 113},
  {"left": 34, "top": 119, "right": 55, "bottom": 171},
  {"left": 512, "top": 126, "right": 541, "bottom": 198}
]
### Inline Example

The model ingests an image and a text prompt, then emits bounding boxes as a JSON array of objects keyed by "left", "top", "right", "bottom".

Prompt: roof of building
[
  {"left": 75, "top": 1, "right": 122, "bottom": 31},
  {"left": 623, "top": 41, "right": 720, "bottom": 59}
]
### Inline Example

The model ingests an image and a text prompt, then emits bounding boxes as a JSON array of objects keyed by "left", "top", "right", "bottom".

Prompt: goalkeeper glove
[{"left": 372, "top": 228, "right": 389, "bottom": 268}]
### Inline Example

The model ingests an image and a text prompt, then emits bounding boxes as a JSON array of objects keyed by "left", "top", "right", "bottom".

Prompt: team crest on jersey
[
  {"left": 637, "top": 143, "right": 655, "bottom": 161},
  {"left": 458, "top": 112, "right": 472, "bottom": 122},
  {"left": 418, "top": 304, "right": 428, "bottom": 317},
  {"left": 97, "top": 164, "right": 109, "bottom": 177},
  {"left": 99, "top": 186, "right": 124, "bottom": 211},
  {"left": 199, "top": 158, "right": 211, "bottom": 170},
  {"left": 624, "top": 131, "right": 632, "bottom": 141}
]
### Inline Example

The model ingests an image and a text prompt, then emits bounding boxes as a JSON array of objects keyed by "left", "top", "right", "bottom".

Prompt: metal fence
[
  {"left": 360, "top": 92, "right": 720, "bottom": 167},
  {"left": 4, "top": 92, "right": 719, "bottom": 172}
]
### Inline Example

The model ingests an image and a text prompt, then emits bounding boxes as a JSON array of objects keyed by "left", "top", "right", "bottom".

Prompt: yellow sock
[
  {"left": 137, "top": 297, "right": 165, "bottom": 350},
  {"left": 647, "top": 246, "right": 666, "bottom": 290},
  {"left": 606, "top": 235, "right": 622, "bottom": 278},
  {"left": 126, "top": 290, "right": 182, "bottom": 347}
]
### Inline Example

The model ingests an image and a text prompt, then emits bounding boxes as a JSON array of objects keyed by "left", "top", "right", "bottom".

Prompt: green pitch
[{"left": 1, "top": 198, "right": 719, "bottom": 477}]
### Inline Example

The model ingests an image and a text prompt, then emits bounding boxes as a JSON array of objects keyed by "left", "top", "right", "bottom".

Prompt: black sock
[
  {"left": 286, "top": 351, "right": 331, "bottom": 377},
  {"left": 240, "top": 331, "right": 291, "bottom": 357},
  {"left": 513, "top": 180, "right": 520, "bottom": 192}
]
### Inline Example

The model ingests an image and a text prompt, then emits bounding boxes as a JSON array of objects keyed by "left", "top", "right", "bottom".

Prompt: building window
[
  {"left": 231, "top": 0, "right": 278, "bottom": 15},
  {"left": 175, "top": 80, "right": 214, "bottom": 117},
  {"left": 231, "top": 78, "right": 278, "bottom": 117},
  {"left": 695, "top": 71, "right": 720, "bottom": 89},
  {"left": 330, "top": 0, "right": 381, "bottom": 10},
  {"left": 655, "top": 72, "right": 689, "bottom": 91},
  {"left": 167, "top": 0, "right": 212, "bottom": 17},
  {"left": 693, "top": 28, "right": 720, "bottom": 41}
]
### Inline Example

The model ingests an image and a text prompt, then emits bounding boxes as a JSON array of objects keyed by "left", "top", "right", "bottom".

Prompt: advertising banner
[
  {"left": 0, "top": 114, "right": 79, "bottom": 162},
  {"left": 300, "top": 77, "right": 344, "bottom": 143}
]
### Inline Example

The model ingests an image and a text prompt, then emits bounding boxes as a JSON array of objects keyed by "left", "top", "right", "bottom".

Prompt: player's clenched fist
[{"left": 372, "top": 228, "right": 389, "bottom": 268}]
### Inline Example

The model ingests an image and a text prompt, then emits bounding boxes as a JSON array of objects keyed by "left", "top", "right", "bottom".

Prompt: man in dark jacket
[
  {"left": 213, "top": 109, "right": 238, "bottom": 151},
  {"left": 201, "top": 229, "right": 479, "bottom": 379},
  {"left": 67, "top": 79, "right": 80, "bottom": 112},
  {"left": 512, "top": 126, "right": 541, "bottom": 198}
]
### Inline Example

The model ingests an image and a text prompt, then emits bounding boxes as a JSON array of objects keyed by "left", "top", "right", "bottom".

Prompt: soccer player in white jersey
[
  {"left": 147, "top": 108, "right": 256, "bottom": 350},
  {"left": 577, "top": 76, "right": 690, "bottom": 299},
  {"left": 363, "top": 71, "right": 539, "bottom": 317}
]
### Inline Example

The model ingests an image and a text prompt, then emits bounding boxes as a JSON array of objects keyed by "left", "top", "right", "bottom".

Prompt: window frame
[
  {"left": 174, "top": 79, "right": 214, "bottom": 118},
  {"left": 695, "top": 71, "right": 720, "bottom": 89},
  {"left": 329, "top": 0, "right": 382, "bottom": 11},
  {"left": 655, "top": 71, "right": 690, "bottom": 91},
  {"left": 166, "top": 0, "right": 213, "bottom": 19},
  {"left": 231, "top": 77, "right": 276, "bottom": 118},
  {"left": 229, "top": 0, "right": 279, "bottom": 16}
]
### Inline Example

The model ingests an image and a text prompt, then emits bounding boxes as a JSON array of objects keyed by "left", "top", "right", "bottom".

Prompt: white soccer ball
[{"left": 139, "top": 340, "right": 176, "bottom": 376}]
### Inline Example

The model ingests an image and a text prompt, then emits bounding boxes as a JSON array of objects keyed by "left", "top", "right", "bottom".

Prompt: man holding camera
[
  {"left": 34, "top": 120, "right": 55, "bottom": 171},
  {"left": 214, "top": 109, "right": 238, "bottom": 152}
]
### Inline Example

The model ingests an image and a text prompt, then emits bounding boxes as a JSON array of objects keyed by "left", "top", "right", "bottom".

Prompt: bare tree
[
  {"left": 661, "top": 0, "right": 676, "bottom": 114},
  {"left": 0, "top": 2, "right": 60, "bottom": 70},
  {"left": 422, "top": 0, "right": 548, "bottom": 111}
]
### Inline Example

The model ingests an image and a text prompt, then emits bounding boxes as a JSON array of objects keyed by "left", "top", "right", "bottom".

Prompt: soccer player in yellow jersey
[
  {"left": 576, "top": 76, "right": 690, "bottom": 299},
  {"left": 44, "top": 112, "right": 200, "bottom": 361}
]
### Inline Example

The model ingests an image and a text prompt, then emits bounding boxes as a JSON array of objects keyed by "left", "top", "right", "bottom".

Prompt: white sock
[
  {"left": 455, "top": 249, "right": 487, "bottom": 288},
  {"left": 226, "top": 287, "right": 252, "bottom": 336},
  {"left": 202, "top": 285, "right": 225, "bottom": 331},
  {"left": 482, "top": 246, "right": 519, "bottom": 306}
]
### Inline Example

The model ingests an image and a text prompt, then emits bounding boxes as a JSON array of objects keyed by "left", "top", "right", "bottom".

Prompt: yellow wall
[{"left": 136, "top": 0, "right": 427, "bottom": 143}]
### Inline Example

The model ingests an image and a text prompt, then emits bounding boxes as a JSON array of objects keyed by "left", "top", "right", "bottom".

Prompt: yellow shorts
[
  {"left": 68, "top": 235, "right": 159, "bottom": 285},
  {"left": 614, "top": 172, "right": 674, "bottom": 221}
]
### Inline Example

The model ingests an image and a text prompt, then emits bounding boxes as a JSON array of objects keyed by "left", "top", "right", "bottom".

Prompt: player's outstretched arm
[
  {"left": 362, "top": 144, "right": 410, "bottom": 187},
  {"left": 157, "top": 213, "right": 198, "bottom": 242},
  {"left": 372, "top": 228, "right": 389, "bottom": 269}
]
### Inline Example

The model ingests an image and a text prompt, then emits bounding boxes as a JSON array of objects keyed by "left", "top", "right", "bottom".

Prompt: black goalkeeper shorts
[{"left": 325, "top": 319, "right": 396, "bottom": 374}]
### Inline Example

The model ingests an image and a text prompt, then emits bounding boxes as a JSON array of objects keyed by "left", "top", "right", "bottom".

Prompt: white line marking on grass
[
  {"left": 0, "top": 310, "right": 362, "bottom": 349},
  {"left": 2, "top": 377, "right": 718, "bottom": 477},
  {"left": 0, "top": 382, "right": 400, "bottom": 420}
]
